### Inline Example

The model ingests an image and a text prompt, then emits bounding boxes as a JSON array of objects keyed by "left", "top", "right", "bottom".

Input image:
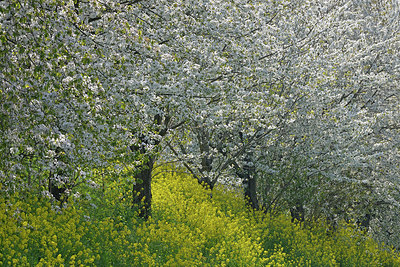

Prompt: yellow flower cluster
[
  {"left": 252, "top": 210, "right": 400, "bottom": 266},
  {"left": 1, "top": 166, "right": 400, "bottom": 266},
  {"left": 148, "top": 166, "right": 400, "bottom": 266},
  {"left": 146, "top": 167, "right": 267, "bottom": 266},
  {"left": 0, "top": 193, "right": 101, "bottom": 266},
  {"left": 0, "top": 192, "right": 150, "bottom": 266}
]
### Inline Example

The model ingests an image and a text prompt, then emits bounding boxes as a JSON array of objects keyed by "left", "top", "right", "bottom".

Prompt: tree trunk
[
  {"left": 290, "top": 204, "right": 305, "bottom": 224},
  {"left": 49, "top": 178, "right": 66, "bottom": 202},
  {"left": 357, "top": 213, "right": 372, "bottom": 232},
  {"left": 132, "top": 156, "right": 154, "bottom": 220},
  {"left": 236, "top": 158, "right": 259, "bottom": 210},
  {"left": 243, "top": 175, "right": 259, "bottom": 210}
]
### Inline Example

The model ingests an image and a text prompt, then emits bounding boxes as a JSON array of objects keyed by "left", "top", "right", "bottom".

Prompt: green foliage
[{"left": 0, "top": 168, "right": 399, "bottom": 266}]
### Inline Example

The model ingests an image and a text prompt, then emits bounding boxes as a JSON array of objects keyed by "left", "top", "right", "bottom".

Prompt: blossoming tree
[{"left": 1, "top": 0, "right": 399, "bottom": 246}]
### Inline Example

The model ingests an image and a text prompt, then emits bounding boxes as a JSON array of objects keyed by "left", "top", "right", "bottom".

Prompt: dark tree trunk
[
  {"left": 290, "top": 205, "right": 305, "bottom": 224},
  {"left": 235, "top": 132, "right": 259, "bottom": 210},
  {"left": 199, "top": 154, "right": 214, "bottom": 190},
  {"left": 236, "top": 156, "right": 259, "bottom": 210},
  {"left": 326, "top": 214, "right": 338, "bottom": 234},
  {"left": 48, "top": 148, "right": 69, "bottom": 205},
  {"left": 130, "top": 114, "right": 173, "bottom": 220},
  {"left": 357, "top": 213, "right": 372, "bottom": 232},
  {"left": 129, "top": 135, "right": 156, "bottom": 220},
  {"left": 49, "top": 178, "right": 66, "bottom": 202},
  {"left": 48, "top": 176, "right": 70, "bottom": 207},
  {"left": 243, "top": 176, "right": 259, "bottom": 210},
  {"left": 132, "top": 156, "right": 155, "bottom": 220}
]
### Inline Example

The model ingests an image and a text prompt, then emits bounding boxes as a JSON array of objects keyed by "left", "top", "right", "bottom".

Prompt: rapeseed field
[{"left": 1, "top": 167, "right": 399, "bottom": 266}]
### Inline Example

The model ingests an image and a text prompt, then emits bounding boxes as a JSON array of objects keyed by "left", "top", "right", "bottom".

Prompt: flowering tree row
[{"left": 1, "top": 0, "right": 399, "bottom": 246}]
